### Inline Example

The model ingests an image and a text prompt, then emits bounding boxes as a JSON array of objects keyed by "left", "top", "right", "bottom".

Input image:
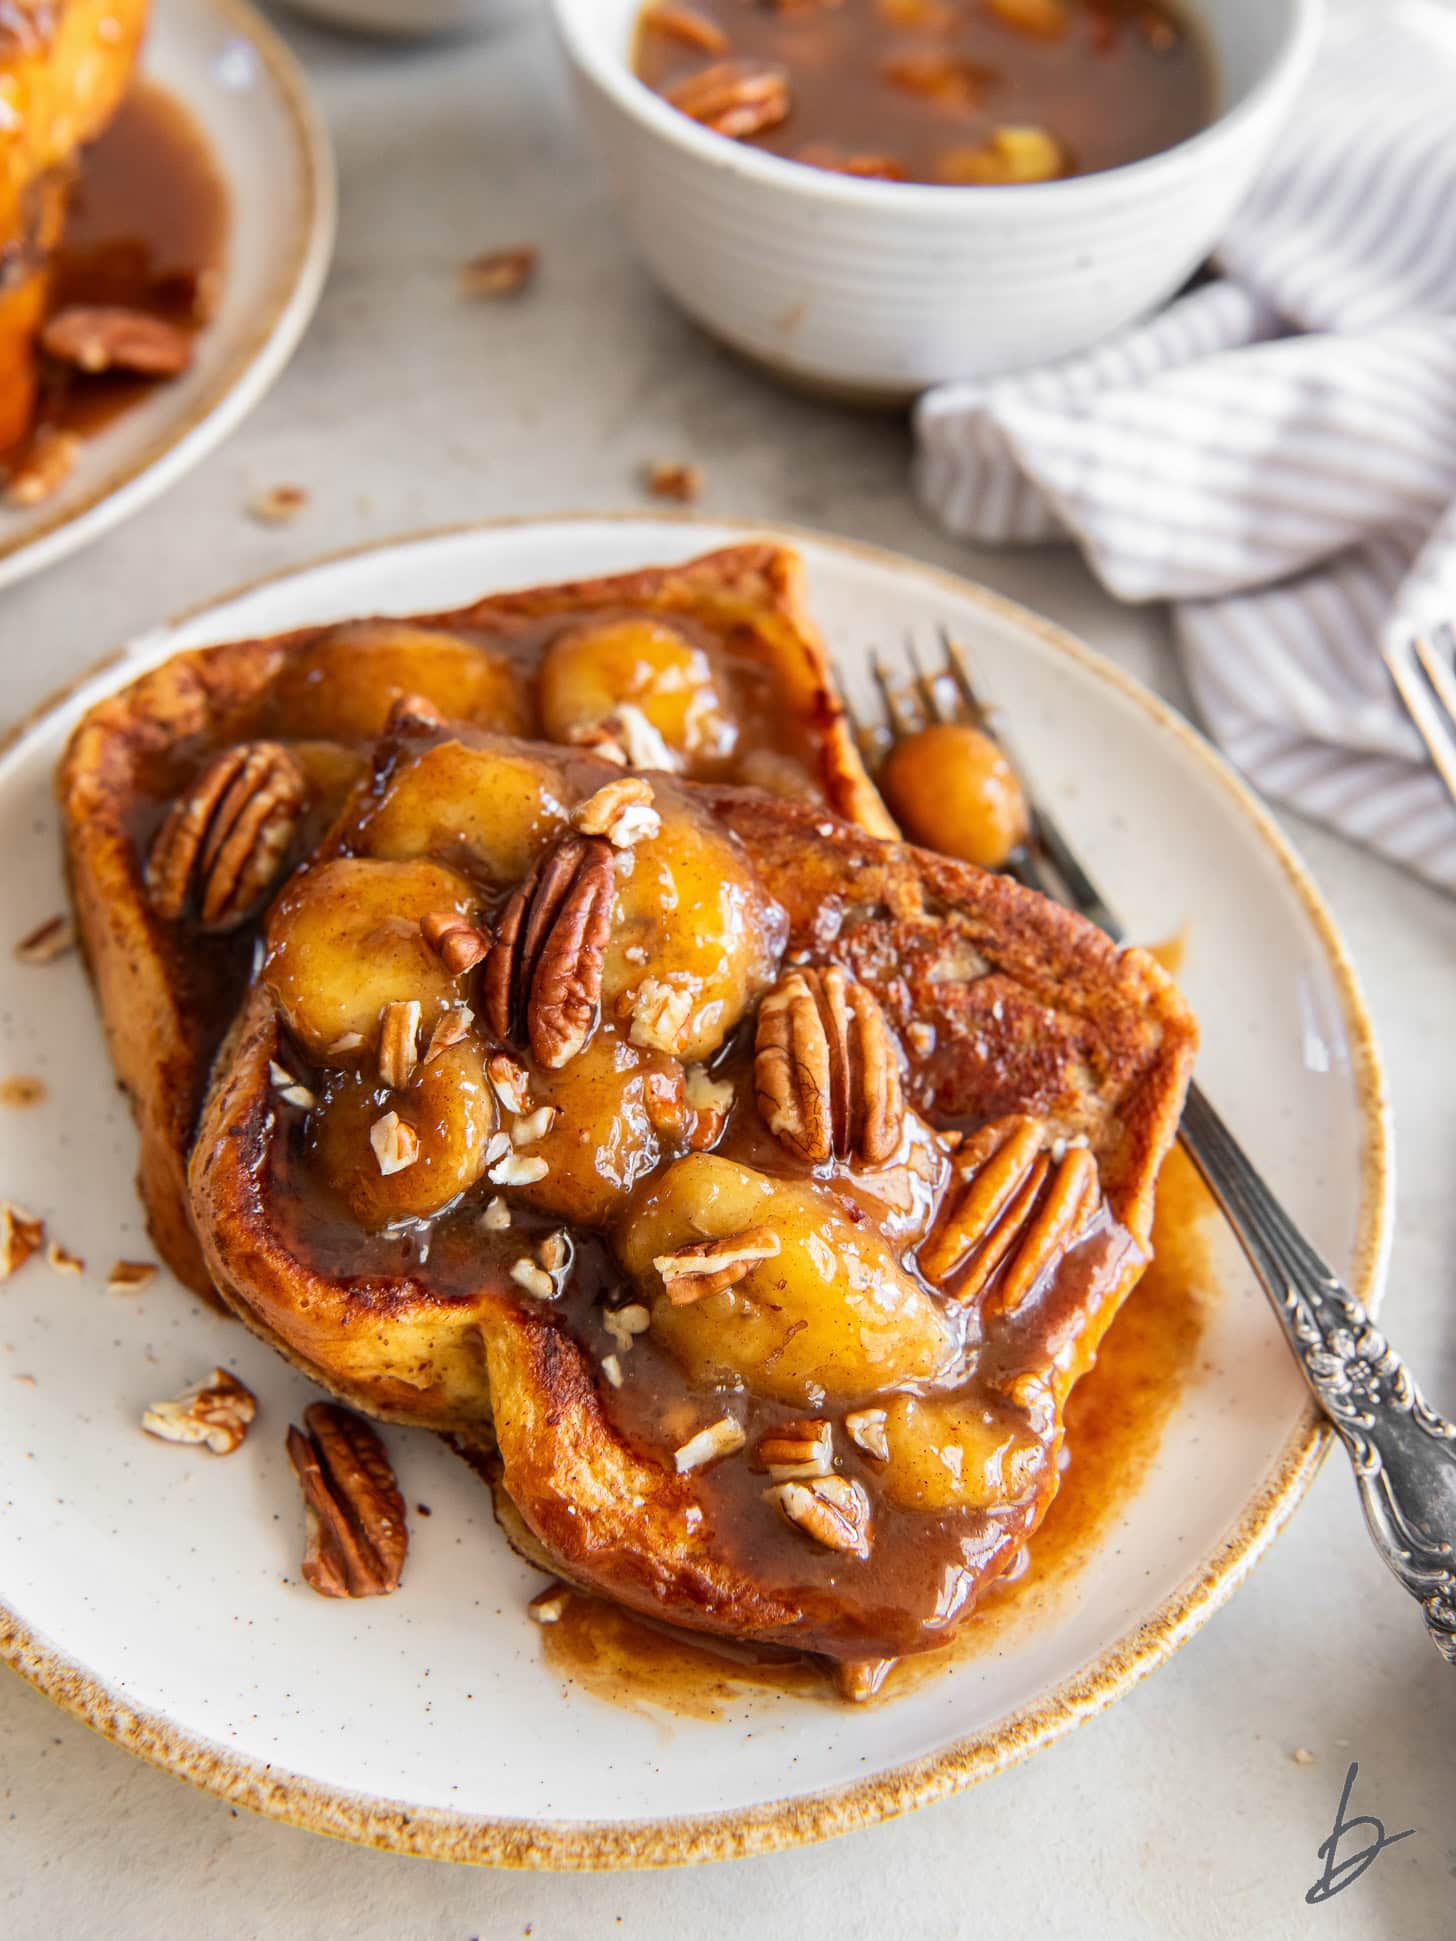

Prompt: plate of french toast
[
  {"left": 0, "top": 0, "right": 333, "bottom": 588},
  {"left": 0, "top": 519, "right": 1388, "bottom": 1865}
]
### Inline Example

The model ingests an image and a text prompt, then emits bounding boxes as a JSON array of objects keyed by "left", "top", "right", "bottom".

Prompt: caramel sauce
[
  {"left": 634, "top": 0, "right": 1212, "bottom": 189},
  {"left": 16, "top": 78, "right": 228, "bottom": 455},
  {"left": 539, "top": 1144, "right": 1217, "bottom": 1710}
]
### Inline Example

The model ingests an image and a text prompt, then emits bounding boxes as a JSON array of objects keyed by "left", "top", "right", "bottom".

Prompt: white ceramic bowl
[{"left": 552, "top": 0, "right": 1324, "bottom": 399}]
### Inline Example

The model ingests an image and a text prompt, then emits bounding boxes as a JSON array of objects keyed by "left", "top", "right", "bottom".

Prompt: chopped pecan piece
[
  {"left": 664, "top": 58, "right": 791, "bottom": 139},
  {"left": 641, "top": 1, "right": 729, "bottom": 52},
  {"left": 421, "top": 910, "right": 490, "bottom": 974},
  {"left": 423, "top": 1004, "right": 473, "bottom": 1064},
  {"left": 674, "top": 1416, "right": 747, "bottom": 1472},
  {"left": 370, "top": 1111, "right": 419, "bottom": 1175},
  {"left": 42, "top": 305, "right": 192, "bottom": 377},
  {"left": 882, "top": 50, "right": 990, "bottom": 108},
  {"left": 920, "top": 1114, "right": 1102, "bottom": 1308},
  {"left": 0, "top": 1203, "right": 44, "bottom": 1279},
  {"left": 146, "top": 742, "right": 306, "bottom": 932},
  {"left": 654, "top": 1225, "right": 780, "bottom": 1304},
  {"left": 795, "top": 144, "right": 907, "bottom": 181},
  {"left": 247, "top": 484, "right": 309, "bottom": 525},
  {"left": 486, "top": 1052, "right": 532, "bottom": 1113},
  {"left": 107, "top": 1259, "right": 157, "bottom": 1293},
  {"left": 987, "top": 0, "right": 1068, "bottom": 36},
  {"left": 844, "top": 1407, "right": 890, "bottom": 1462},
  {"left": 14, "top": 914, "right": 74, "bottom": 964},
  {"left": 572, "top": 777, "right": 661, "bottom": 849},
  {"left": 644, "top": 459, "right": 702, "bottom": 503},
  {"left": 767, "top": 1475, "right": 871, "bottom": 1556},
  {"left": 757, "top": 1418, "right": 833, "bottom": 1480},
  {"left": 377, "top": 1000, "right": 421, "bottom": 1090},
  {"left": 142, "top": 1368, "right": 256, "bottom": 1455},
  {"left": 483, "top": 834, "right": 615, "bottom": 1069},
  {"left": 754, "top": 964, "right": 904, "bottom": 1167},
  {"left": 287, "top": 1403, "right": 408, "bottom": 1599},
  {"left": 460, "top": 245, "right": 538, "bottom": 298}
]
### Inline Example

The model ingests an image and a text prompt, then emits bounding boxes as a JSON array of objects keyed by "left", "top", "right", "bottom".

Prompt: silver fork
[
  {"left": 852, "top": 630, "right": 1456, "bottom": 1665},
  {"left": 1383, "top": 622, "right": 1456, "bottom": 811}
]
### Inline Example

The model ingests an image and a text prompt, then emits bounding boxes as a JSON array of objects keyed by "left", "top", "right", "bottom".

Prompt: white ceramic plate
[
  {"left": 0, "top": 518, "right": 1390, "bottom": 1868},
  {"left": 0, "top": 0, "right": 335, "bottom": 593}
]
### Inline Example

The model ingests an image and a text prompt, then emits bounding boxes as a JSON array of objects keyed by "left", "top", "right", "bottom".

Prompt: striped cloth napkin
[{"left": 913, "top": 0, "right": 1456, "bottom": 893}]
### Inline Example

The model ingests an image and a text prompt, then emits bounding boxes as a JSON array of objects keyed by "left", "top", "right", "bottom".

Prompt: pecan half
[
  {"left": 146, "top": 742, "right": 306, "bottom": 931},
  {"left": 142, "top": 1368, "right": 256, "bottom": 1455},
  {"left": 42, "top": 305, "right": 192, "bottom": 377},
  {"left": 654, "top": 1225, "right": 780, "bottom": 1304},
  {"left": 286, "top": 1402, "right": 407, "bottom": 1599},
  {"left": 767, "top": 1475, "right": 871, "bottom": 1556},
  {"left": 754, "top": 964, "right": 904, "bottom": 1167},
  {"left": 664, "top": 58, "right": 791, "bottom": 139},
  {"left": 483, "top": 834, "right": 615, "bottom": 1068},
  {"left": 919, "top": 1115, "right": 1102, "bottom": 1308}
]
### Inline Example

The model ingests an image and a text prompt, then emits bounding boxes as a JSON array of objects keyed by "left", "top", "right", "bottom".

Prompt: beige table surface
[{"left": 2, "top": 6, "right": 1453, "bottom": 1936}]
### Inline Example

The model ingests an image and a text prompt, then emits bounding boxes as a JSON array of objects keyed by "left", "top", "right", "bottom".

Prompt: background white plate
[
  {"left": 0, "top": 519, "right": 1390, "bottom": 1867},
  {"left": 0, "top": 0, "right": 336, "bottom": 592}
]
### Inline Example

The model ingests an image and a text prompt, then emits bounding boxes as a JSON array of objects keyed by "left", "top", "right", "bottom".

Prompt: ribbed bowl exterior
[{"left": 561, "top": 2, "right": 1319, "bottom": 398}]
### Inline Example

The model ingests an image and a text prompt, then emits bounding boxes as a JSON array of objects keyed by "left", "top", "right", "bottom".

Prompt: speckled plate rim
[
  {"left": 0, "top": 0, "right": 337, "bottom": 591},
  {"left": 0, "top": 513, "right": 1392, "bottom": 1871}
]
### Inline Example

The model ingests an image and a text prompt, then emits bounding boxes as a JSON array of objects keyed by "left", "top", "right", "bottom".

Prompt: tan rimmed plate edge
[
  {"left": 0, "top": 0, "right": 337, "bottom": 587},
  {"left": 0, "top": 512, "right": 1392, "bottom": 1871}
]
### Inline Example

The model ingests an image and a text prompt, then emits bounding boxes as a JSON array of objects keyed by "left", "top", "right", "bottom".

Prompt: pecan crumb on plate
[{"left": 460, "top": 246, "right": 538, "bottom": 299}]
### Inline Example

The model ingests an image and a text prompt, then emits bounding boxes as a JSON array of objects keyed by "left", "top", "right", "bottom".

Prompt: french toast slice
[
  {"left": 186, "top": 714, "right": 1196, "bottom": 1666},
  {"left": 0, "top": 0, "right": 150, "bottom": 451},
  {"left": 58, "top": 543, "right": 894, "bottom": 1298}
]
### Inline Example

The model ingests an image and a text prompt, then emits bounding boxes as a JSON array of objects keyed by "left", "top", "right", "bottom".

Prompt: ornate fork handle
[{"left": 1180, "top": 1083, "right": 1456, "bottom": 1663}]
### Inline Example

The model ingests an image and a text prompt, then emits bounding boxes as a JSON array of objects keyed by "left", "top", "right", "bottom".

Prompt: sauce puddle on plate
[
  {"left": 540, "top": 1143, "right": 1220, "bottom": 1713},
  {"left": 16, "top": 78, "right": 229, "bottom": 461}
]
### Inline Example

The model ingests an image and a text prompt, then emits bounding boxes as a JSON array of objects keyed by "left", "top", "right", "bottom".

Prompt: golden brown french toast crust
[
  {"left": 187, "top": 714, "right": 1195, "bottom": 1664},
  {"left": 59, "top": 543, "right": 888, "bottom": 1296}
]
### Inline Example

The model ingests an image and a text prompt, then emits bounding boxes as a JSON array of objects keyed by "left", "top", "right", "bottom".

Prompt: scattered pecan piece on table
[
  {"left": 754, "top": 963, "right": 904, "bottom": 1167},
  {"left": 142, "top": 1368, "right": 257, "bottom": 1455},
  {"left": 483, "top": 834, "right": 615, "bottom": 1069},
  {"left": 41, "top": 305, "right": 192, "bottom": 377},
  {"left": 460, "top": 246, "right": 538, "bottom": 299},
  {"left": 14, "top": 914, "right": 75, "bottom": 964},
  {"left": 664, "top": 59, "right": 791, "bottom": 139},
  {"left": 146, "top": 742, "right": 306, "bottom": 931},
  {"left": 286, "top": 1402, "right": 408, "bottom": 1599},
  {"left": 0, "top": 1203, "right": 44, "bottom": 1279}
]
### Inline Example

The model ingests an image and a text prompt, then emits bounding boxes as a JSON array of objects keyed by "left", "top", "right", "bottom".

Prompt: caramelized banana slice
[
  {"left": 539, "top": 617, "right": 737, "bottom": 768},
  {"left": 265, "top": 857, "right": 475, "bottom": 1057},
  {"left": 310, "top": 1038, "right": 496, "bottom": 1227},
  {"left": 268, "top": 622, "right": 531, "bottom": 742},
  {"left": 356, "top": 740, "right": 569, "bottom": 888},
  {"left": 619, "top": 1154, "right": 956, "bottom": 1406},
  {"left": 876, "top": 1393, "right": 1043, "bottom": 1512},
  {"left": 602, "top": 798, "right": 783, "bottom": 1064}
]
